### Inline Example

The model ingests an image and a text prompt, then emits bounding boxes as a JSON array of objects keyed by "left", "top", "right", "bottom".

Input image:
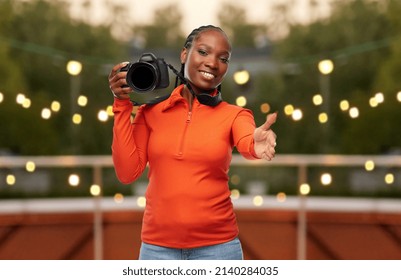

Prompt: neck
[{"left": 182, "top": 85, "right": 194, "bottom": 108}]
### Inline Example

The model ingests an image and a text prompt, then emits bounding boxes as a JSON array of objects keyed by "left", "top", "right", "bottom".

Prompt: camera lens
[{"left": 127, "top": 62, "right": 158, "bottom": 92}]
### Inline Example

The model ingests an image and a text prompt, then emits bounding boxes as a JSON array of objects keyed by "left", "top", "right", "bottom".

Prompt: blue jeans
[{"left": 138, "top": 237, "right": 243, "bottom": 260}]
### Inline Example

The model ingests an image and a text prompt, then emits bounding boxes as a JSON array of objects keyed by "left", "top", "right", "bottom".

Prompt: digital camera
[{"left": 121, "top": 53, "right": 170, "bottom": 92}]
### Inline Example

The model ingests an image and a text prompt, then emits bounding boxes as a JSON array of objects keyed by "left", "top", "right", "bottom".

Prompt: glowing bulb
[
  {"left": 369, "top": 97, "right": 378, "bottom": 107},
  {"left": 321, "top": 173, "right": 332, "bottom": 186},
  {"left": 97, "top": 110, "right": 108, "bottom": 122},
  {"left": 318, "top": 59, "right": 334, "bottom": 75},
  {"left": 299, "top": 183, "right": 310, "bottom": 195},
  {"left": 51, "top": 101, "right": 61, "bottom": 112},
  {"left": 233, "top": 70, "right": 250, "bottom": 85},
  {"left": 292, "top": 109, "right": 303, "bottom": 121},
  {"left": 6, "top": 174, "right": 16, "bottom": 185},
  {"left": 339, "top": 100, "right": 349, "bottom": 111},
  {"left": 0, "top": 92, "right": 3, "bottom": 103},
  {"left": 276, "top": 192, "right": 286, "bottom": 202},
  {"left": 236, "top": 96, "right": 247, "bottom": 107},
  {"left": 385, "top": 173, "right": 394, "bottom": 184},
  {"left": 313, "top": 94, "right": 323, "bottom": 105},
  {"left": 26, "top": 161, "right": 36, "bottom": 172},
  {"left": 137, "top": 196, "right": 146, "bottom": 207},
  {"left": 68, "top": 174, "right": 80, "bottom": 187},
  {"left": 106, "top": 105, "right": 114, "bottom": 116},
  {"left": 260, "top": 103, "right": 270, "bottom": 114},
  {"left": 318, "top": 113, "right": 328, "bottom": 123},
  {"left": 90, "top": 184, "right": 101, "bottom": 196},
  {"left": 66, "top": 60, "right": 82, "bottom": 76},
  {"left": 114, "top": 193, "right": 124, "bottom": 203},
  {"left": 365, "top": 160, "right": 375, "bottom": 171},
  {"left": 230, "top": 189, "right": 240, "bottom": 199},
  {"left": 252, "top": 195, "right": 264, "bottom": 206},
  {"left": 397, "top": 91, "right": 401, "bottom": 102},
  {"left": 284, "top": 104, "right": 294, "bottom": 115},
  {"left": 41, "top": 108, "right": 51, "bottom": 119},
  {"left": 77, "top": 95, "right": 88, "bottom": 107},
  {"left": 16, "top": 93, "right": 25, "bottom": 104},
  {"left": 349, "top": 107, "right": 359, "bottom": 118},
  {"left": 22, "top": 98, "right": 31, "bottom": 108},
  {"left": 72, "top": 113, "right": 82, "bottom": 124},
  {"left": 374, "top": 92, "right": 384, "bottom": 103}
]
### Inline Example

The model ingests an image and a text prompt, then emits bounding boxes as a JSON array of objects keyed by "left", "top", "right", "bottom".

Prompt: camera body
[{"left": 122, "top": 53, "right": 170, "bottom": 92}]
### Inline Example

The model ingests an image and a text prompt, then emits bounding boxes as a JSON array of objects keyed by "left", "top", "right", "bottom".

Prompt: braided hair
[{"left": 175, "top": 25, "right": 230, "bottom": 93}]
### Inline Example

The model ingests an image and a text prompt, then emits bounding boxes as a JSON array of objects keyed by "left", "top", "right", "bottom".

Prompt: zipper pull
[{"left": 186, "top": 112, "right": 192, "bottom": 123}]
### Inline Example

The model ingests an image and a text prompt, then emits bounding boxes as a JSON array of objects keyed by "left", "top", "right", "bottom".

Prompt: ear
[{"left": 180, "top": 47, "right": 187, "bottom": 64}]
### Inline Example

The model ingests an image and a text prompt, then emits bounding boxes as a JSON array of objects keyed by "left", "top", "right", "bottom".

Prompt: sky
[{"left": 68, "top": 0, "right": 332, "bottom": 35}]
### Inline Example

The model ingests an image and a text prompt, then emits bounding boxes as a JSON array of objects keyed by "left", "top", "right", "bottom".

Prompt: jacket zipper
[{"left": 176, "top": 111, "right": 192, "bottom": 157}]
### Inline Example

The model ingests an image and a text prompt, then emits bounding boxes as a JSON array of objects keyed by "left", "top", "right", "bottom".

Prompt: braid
[
  {"left": 180, "top": 25, "right": 229, "bottom": 92},
  {"left": 184, "top": 25, "right": 226, "bottom": 49}
]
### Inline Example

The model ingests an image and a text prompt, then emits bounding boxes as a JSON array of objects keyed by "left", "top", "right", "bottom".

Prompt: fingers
[
  {"left": 260, "top": 112, "right": 277, "bottom": 131},
  {"left": 109, "top": 62, "right": 131, "bottom": 99},
  {"left": 262, "top": 130, "right": 277, "bottom": 161}
]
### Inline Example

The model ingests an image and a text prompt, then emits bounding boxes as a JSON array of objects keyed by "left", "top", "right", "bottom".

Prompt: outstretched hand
[{"left": 254, "top": 112, "right": 277, "bottom": 161}]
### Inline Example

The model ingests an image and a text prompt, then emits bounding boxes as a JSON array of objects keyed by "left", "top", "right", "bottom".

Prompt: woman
[{"left": 108, "top": 25, "right": 277, "bottom": 260}]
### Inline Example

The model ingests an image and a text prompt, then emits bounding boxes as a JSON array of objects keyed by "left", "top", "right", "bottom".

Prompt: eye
[
  {"left": 220, "top": 57, "right": 230, "bottom": 64},
  {"left": 198, "top": 49, "right": 207, "bottom": 56}
]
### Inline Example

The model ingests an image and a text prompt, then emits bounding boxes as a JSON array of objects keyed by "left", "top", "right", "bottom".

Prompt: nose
[{"left": 205, "top": 56, "right": 218, "bottom": 69}]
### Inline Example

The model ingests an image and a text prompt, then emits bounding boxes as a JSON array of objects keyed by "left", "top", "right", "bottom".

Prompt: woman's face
[{"left": 181, "top": 30, "right": 231, "bottom": 93}]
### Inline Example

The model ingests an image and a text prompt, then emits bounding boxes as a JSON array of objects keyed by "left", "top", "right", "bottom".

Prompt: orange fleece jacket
[{"left": 112, "top": 84, "right": 260, "bottom": 248}]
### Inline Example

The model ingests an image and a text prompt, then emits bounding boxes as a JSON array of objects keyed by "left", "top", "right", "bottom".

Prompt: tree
[
  {"left": 0, "top": 0, "right": 126, "bottom": 155},
  {"left": 265, "top": 0, "right": 399, "bottom": 154}
]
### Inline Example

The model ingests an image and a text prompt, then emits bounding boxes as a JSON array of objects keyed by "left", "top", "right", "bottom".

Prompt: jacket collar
[{"left": 162, "top": 84, "right": 219, "bottom": 111}]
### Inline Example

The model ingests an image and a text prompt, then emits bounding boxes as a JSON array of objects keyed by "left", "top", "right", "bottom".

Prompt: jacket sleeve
[
  {"left": 111, "top": 99, "right": 149, "bottom": 184},
  {"left": 232, "top": 109, "right": 261, "bottom": 160}
]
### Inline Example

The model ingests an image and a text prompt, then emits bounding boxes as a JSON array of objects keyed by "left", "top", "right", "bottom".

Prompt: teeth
[{"left": 200, "top": 71, "right": 214, "bottom": 79}]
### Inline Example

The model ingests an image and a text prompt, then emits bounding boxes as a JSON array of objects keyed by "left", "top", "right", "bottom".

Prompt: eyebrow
[{"left": 196, "top": 43, "right": 231, "bottom": 57}]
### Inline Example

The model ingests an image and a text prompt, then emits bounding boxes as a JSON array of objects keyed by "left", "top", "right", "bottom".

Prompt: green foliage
[{"left": 266, "top": 0, "right": 401, "bottom": 154}]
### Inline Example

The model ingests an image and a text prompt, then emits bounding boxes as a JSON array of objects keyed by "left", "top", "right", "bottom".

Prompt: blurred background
[{"left": 0, "top": 0, "right": 400, "bottom": 260}]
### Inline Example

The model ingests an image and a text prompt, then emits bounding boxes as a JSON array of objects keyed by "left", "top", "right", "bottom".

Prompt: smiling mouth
[{"left": 200, "top": 71, "right": 215, "bottom": 80}]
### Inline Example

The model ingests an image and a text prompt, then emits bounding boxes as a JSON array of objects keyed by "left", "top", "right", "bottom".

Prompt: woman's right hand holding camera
[{"left": 108, "top": 62, "right": 132, "bottom": 100}]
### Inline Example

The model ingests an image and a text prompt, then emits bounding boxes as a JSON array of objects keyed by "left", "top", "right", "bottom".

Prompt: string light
[
  {"left": 41, "top": 108, "right": 52, "bottom": 119},
  {"left": 252, "top": 195, "right": 264, "bottom": 206},
  {"left": 97, "top": 110, "right": 108, "bottom": 122},
  {"left": 137, "top": 196, "right": 146, "bottom": 207},
  {"left": 349, "top": 107, "right": 359, "bottom": 118},
  {"left": 365, "top": 160, "right": 375, "bottom": 171},
  {"left": 385, "top": 173, "right": 394, "bottom": 184},
  {"left": 313, "top": 94, "right": 323, "bottom": 105},
  {"left": 292, "top": 108, "right": 303, "bottom": 121},
  {"left": 68, "top": 174, "right": 80, "bottom": 187},
  {"left": 397, "top": 91, "right": 401, "bottom": 102},
  {"left": 276, "top": 192, "right": 286, "bottom": 202},
  {"left": 114, "top": 193, "right": 124, "bottom": 203},
  {"left": 72, "top": 113, "right": 82, "bottom": 124},
  {"left": 51, "top": 101, "right": 61, "bottom": 112},
  {"left": 6, "top": 174, "right": 16, "bottom": 185},
  {"left": 339, "top": 100, "right": 350, "bottom": 111},
  {"left": 77, "top": 95, "right": 88, "bottom": 107},
  {"left": 0, "top": 92, "right": 4, "bottom": 103},
  {"left": 299, "top": 183, "right": 311, "bottom": 195},
  {"left": 284, "top": 104, "right": 294, "bottom": 115},
  {"left": 321, "top": 173, "right": 332, "bottom": 186},
  {"left": 318, "top": 113, "right": 328, "bottom": 123},
  {"left": 25, "top": 161, "right": 36, "bottom": 172},
  {"left": 236, "top": 96, "right": 247, "bottom": 107},
  {"left": 90, "top": 184, "right": 101, "bottom": 196},
  {"left": 230, "top": 189, "right": 240, "bottom": 199}
]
